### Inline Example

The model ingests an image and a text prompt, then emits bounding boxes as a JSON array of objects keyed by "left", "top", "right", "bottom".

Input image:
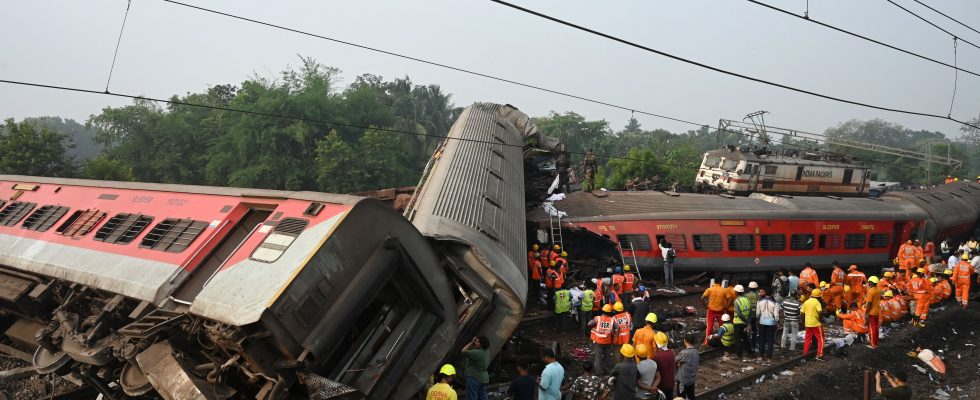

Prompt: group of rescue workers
[{"left": 426, "top": 236, "right": 978, "bottom": 400}]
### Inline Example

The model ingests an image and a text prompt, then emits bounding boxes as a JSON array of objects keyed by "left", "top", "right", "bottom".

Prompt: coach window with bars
[
  {"left": 21, "top": 205, "right": 69, "bottom": 232},
  {"left": 251, "top": 218, "right": 309, "bottom": 263},
  {"left": 94, "top": 213, "right": 154, "bottom": 245},
  {"left": 727, "top": 234, "right": 755, "bottom": 251},
  {"left": 693, "top": 234, "right": 722, "bottom": 252},
  {"left": 0, "top": 202, "right": 37, "bottom": 227},
  {"left": 760, "top": 234, "right": 786, "bottom": 251},
  {"left": 790, "top": 234, "right": 815, "bottom": 250},
  {"left": 844, "top": 234, "right": 866, "bottom": 249},
  {"left": 56, "top": 209, "right": 107, "bottom": 238},
  {"left": 655, "top": 234, "right": 687, "bottom": 251},
  {"left": 617, "top": 234, "right": 652, "bottom": 251},
  {"left": 764, "top": 165, "right": 778, "bottom": 175},
  {"left": 140, "top": 218, "right": 208, "bottom": 253},
  {"left": 819, "top": 234, "right": 842, "bottom": 249},
  {"left": 869, "top": 233, "right": 890, "bottom": 249}
]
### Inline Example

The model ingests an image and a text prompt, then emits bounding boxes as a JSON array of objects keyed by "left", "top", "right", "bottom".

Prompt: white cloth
[
  {"left": 569, "top": 287, "right": 584, "bottom": 307},
  {"left": 541, "top": 202, "right": 567, "bottom": 218},
  {"left": 547, "top": 174, "right": 560, "bottom": 194},
  {"left": 546, "top": 193, "right": 566, "bottom": 202}
]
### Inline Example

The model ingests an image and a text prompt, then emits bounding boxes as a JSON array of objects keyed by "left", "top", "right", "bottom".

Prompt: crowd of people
[{"left": 426, "top": 236, "right": 978, "bottom": 400}]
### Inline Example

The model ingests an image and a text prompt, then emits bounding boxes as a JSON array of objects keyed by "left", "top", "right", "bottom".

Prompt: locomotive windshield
[
  {"left": 703, "top": 156, "right": 721, "bottom": 168},
  {"left": 721, "top": 159, "right": 739, "bottom": 171}
]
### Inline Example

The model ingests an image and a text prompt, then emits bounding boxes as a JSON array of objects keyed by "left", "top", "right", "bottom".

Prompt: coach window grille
[
  {"left": 616, "top": 234, "right": 652, "bottom": 251},
  {"left": 790, "top": 234, "right": 815, "bottom": 250},
  {"left": 655, "top": 234, "right": 687, "bottom": 251},
  {"left": 844, "top": 234, "right": 866, "bottom": 249},
  {"left": 21, "top": 205, "right": 69, "bottom": 232},
  {"left": 727, "top": 234, "right": 755, "bottom": 251},
  {"left": 140, "top": 218, "right": 208, "bottom": 253},
  {"left": 869, "top": 233, "right": 890, "bottom": 249},
  {"left": 94, "top": 213, "right": 154, "bottom": 244},
  {"left": 56, "top": 209, "right": 107, "bottom": 238},
  {"left": 764, "top": 165, "right": 778, "bottom": 175},
  {"left": 760, "top": 234, "right": 786, "bottom": 251},
  {"left": 0, "top": 202, "right": 37, "bottom": 227},
  {"left": 819, "top": 234, "right": 842, "bottom": 249},
  {"left": 693, "top": 234, "right": 722, "bottom": 252},
  {"left": 251, "top": 218, "right": 309, "bottom": 263}
]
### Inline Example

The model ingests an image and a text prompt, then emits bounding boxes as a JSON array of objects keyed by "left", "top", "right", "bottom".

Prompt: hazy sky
[{"left": 2, "top": 0, "right": 980, "bottom": 139}]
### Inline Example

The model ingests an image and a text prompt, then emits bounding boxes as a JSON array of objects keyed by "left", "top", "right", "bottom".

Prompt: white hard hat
[
  {"left": 591, "top": 278, "right": 598, "bottom": 284},
  {"left": 734, "top": 285, "right": 745, "bottom": 293},
  {"left": 722, "top": 314, "right": 731, "bottom": 322},
  {"left": 748, "top": 281, "right": 759, "bottom": 289}
]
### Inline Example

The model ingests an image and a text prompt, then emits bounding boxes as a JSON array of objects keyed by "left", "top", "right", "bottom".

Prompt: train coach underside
[{"left": 0, "top": 267, "right": 299, "bottom": 399}]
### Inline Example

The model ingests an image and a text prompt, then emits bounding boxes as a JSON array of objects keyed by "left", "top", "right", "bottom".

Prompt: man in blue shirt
[{"left": 537, "top": 348, "right": 564, "bottom": 400}]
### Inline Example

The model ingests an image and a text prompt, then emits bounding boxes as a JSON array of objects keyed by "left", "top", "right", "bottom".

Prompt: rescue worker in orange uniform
[
  {"left": 877, "top": 271, "right": 896, "bottom": 292},
  {"left": 611, "top": 267, "right": 626, "bottom": 296},
  {"left": 929, "top": 277, "right": 946, "bottom": 305},
  {"left": 632, "top": 313, "right": 658, "bottom": 358},
  {"left": 827, "top": 263, "right": 847, "bottom": 312},
  {"left": 701, "top": 281, "right": 728, "bottom": 344},
  {"left": 879, "top": 290, "right": 895, "bottom": 324},
  {"left": 622, "top": 265, "right": 637, "bottom": 302},
  {"left": 933, "top": 270, "right": 953, "bottom": 304},
  {"left": 907, "top": 268, "right": 931, "bottom": 326},
  {"left": 528, "top": 244, "right": 539, "bottom": 271},
  {"left": 799, "top": 263, "right": 819, "bottom": 293},
  {"left": 944, "top": 175, "right": 954, "bottom": 184},
  {"left": 923, "top": 240, "right": 936, "bottom": 262},
  {"left": 612, "top": 302, "right": 632, "bottom": 348},
  {"left": 845, "top": 265, "right": 867, "bottom": 309},
  {"left": 588, "top": 304, "right": 616, "bottom": 374},
  {"left": 952, "top": 253, "right": 974, "bottom": 307},
  {"left": 836, "top": 306, "right": 868, "bottom": 336},
  {"left": 898, "top": 240, "right": 919, "bottom": 281}
]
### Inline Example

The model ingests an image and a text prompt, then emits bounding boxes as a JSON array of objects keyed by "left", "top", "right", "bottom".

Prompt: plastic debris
[
  {"left": 779, "top": 370, "right": 795, "bottom": 376},
  {"left": 755, "top": 375, "right": 766, "bottom": 384},
  {"left": 721, "top": 371, "right": 734, "bottom": 377},
  {"left": 741, "top": 366, "right": 755, "bottom": 372},
  {"left": 931, "top": 389, "right": 950, "bottom": 399},
  {"left": 918, "top": 349, "right": 947, "bottom": 374},
  {"left": 912, "top": 365, "right": 928, "bottom": 374}
]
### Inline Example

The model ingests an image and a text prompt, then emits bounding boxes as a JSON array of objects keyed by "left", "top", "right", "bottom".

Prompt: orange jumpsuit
[
  {"left": 952, "top": 260, "right": 973, "bottom": 306},
  {"left": 878, "top": 298, "right": 894, "bottom": 323},
  {"left": 931, "top": 280, "right": 951, "bottom": 304},
  {"left": 845, "top": 270, "right": 867, "bottom": 308},
  {"left": 895, "top": 296, "right": 909, "bottom": 319},
  {"left": 611, "top": 274, "right": 625, "bottom": 295},
  {"left": 839, "top": 309, "right": 868, "bottom": 334},
  {"left": 898, "top": 243, "right": 918, "bottom": 280},
  {"left": 908, "top": 277, "right": 931, "bottom": 322},
  {"left": 923, "top": 242, "right": 936, "bottom": 262},
  {"left": 799, "top": 267, "right": 819, "bottom": 292},
  {"left": 825, "top": 267, "right": 846, "bottom": 311}
]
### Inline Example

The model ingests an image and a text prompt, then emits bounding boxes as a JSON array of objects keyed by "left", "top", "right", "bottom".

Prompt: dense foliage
[{"left": 1, "top": 58, "right": 977, "bottom": 191}]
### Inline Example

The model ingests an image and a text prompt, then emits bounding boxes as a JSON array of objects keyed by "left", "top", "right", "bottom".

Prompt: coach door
[{"left": 171, "top": 207, "right": 273, "bottom": 303}]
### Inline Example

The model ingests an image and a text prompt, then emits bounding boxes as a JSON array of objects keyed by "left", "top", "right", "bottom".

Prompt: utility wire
[
  {"left": 747, "top": 0, "right": 980, "bottom": 80},
  {"left": 949, "top": 38, "right": 959, "bottom": 117},
  {"left": 0, "top": 77, "right": 707, "bottom": 170},
  {"left": 885, "top": 0, "right": 980, "bottom": 51},
  {"left": 911, "top": 0, "right": 980, "bottom": 39},
  {"left": 105, "top": 0, "right": 133, "bottom": 93},
  {"left": 489, "top": 0, "right": 980, "bottom": 131}
]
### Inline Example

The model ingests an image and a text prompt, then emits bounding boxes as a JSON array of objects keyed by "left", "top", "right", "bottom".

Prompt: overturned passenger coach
[{"left": 0, "top": 103, "right": 543, "bottom": 399}]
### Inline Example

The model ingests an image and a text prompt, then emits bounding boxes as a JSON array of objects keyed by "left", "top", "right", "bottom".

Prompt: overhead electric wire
[
  {"left": 104, "top": 0, "right": 133, "bottom": 92},
  {"left": 0, "top": 77, "right": 706, "bottom": 170},
  {"left": 489, "top": 0, "right": 980, "bottom": 131},
  {"left": 911, "top": 0, "right": 980, "bottom": 38},
  {"left": 885, "top": 0, "right": 980, "bottom": 51},
  {"left": 746, "top": 0, "right": 980, "bottom": 80}
]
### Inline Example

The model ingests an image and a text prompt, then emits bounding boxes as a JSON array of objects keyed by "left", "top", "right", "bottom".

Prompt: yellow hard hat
[
  {"left": 614, "top": 302, "right": 624, "bottom": 312},
  {"left": 654, "top": 331, "right": 669, "bottom": 348},
  {"left": 868, "top": 276, "right": 879, "bottom": 284},
  {"left": 635, "top": 344, "right": 649, "bottom": 358},
  {"left": 550, "top": 260, "right": 557, "bottom": 267},
  {"left": 620, "top": 344, "right": 636, "bottom": 358},
  {"left": 553, "top": 244, "right": 561, "bottom": 250},
  {"left": 884, "top": 271, "right": 894, "bottom": 278},
  {"left": 819, "top": 281, "right": 828, "bottom": 288},
  {"left": 812, "top": 289, "right": 822, "bottom": 297},
  {"left": 439, "top": 364, "right": 456, "bottom": 375},
  {"left": 532, "top": 244, "right": 539, "bottom": 251},
  {"left": 892, "top": 258, "right": 899, "bottom": 265},
  {"left": 561, "top": 251, "right": 568, "bottom": 257},
  {"left": 916, "top": 268, "right": 925, "bottom": 274},
  {"left": 843, "top": 286, "right": 851, "bottom": 293},
  {"left": 884, "top": 290, "right": 894, "bottom": 297},
  {"left": 963, "top": 253, "right": 971, "bottom": 260},
  {"left": 930, "top": 277, "right": 938, "bottom": 283},
  {"left": 623, "top": 265, "right": 631, "bottom": 271},
  {"left": 645, "top": 313, "right": 657, "bottom": 323},
  {"left": 602, "top": 304, "right": 613, "bottom": 313},
  {"left": 944, "top": 269, "right": 953, "bottom": 275}
]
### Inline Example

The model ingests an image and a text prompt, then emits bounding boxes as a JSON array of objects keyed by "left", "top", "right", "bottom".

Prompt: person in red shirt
[{"left": 650, "top": 332, "right": 676, "bottom": 399}]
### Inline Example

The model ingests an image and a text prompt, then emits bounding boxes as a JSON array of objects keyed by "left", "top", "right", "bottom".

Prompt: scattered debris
[{"left": 779, "top": 370, "right": 795, "bottom": 376}]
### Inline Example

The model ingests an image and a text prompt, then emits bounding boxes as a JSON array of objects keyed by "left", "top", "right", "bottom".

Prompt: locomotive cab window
[
  {"left": 869, "top": 233, "right": 890, "bottom": 249},
  {"left": 655, "top": 234, "right": 687, "bottom": 251},
  {"left": 704, "top": 156, "right": 721, "bottom": 168},
  {"left": 693, "top": 234, "right": 722, "bottom": 252},
  {"left": 844, "top": 234, "right": 866, "bottom": 249},
  {"left": 790, "top": 234, "right": 815, "bottom": 250},
  {"left": 617, "top": 234, "right": 652, "bottom": 251},
  {"left": 764, "top": 165, "right": 778, "bottom": 175},
  {"left": 727, "top": 234, "right": 755, "bottom": 251},
  {"left": 760, "top": 234, "right": 786, "bottom": 251}
]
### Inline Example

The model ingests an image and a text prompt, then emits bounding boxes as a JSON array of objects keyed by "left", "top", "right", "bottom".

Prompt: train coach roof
[
  {"left": 0, "top": 175, "right": 364, "bottom": 205},
  {"left": 530, "top": 190, "right": 924, "bottom": 222}
]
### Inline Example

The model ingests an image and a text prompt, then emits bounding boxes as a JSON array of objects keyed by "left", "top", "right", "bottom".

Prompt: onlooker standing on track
[
  {"left": 745, "top": 282, "right": 761, "bottom": 352},
  {"left": 864, "top": 276, "right": 882, "bottom": 349},
  {"left": 675, "top": 334, "right": 700, "bottom": 400},
  {"left": 651, "top": 332, "right": 676, "bottom": 400},
  {"left": 659, "top": 239, "right": 677, "bottom": 289},
  {"left": 461, "top": 336, "right": 491, "bottom": 400},
  {"left": 701, "top": 281, "right": 728, "bottom": 345},
  {"left": 779, "top": 293, "right": 802, "bottom": 350},
  {"left": 609, "top": 345, "right": 639, "bottom": 400},
  {"left": 628, "top": 295, "right": 649, "bottom": 337},
  {"left": 537, "top": 348, "right": 564, "bottom": 400},
  {"left": 801, "top": 289, "right": 825, "bottom": 361},
  {"left": 787, "top": 270, "right": 800, "bottom": 300},
  {"left": 634, "top": 344, "right": 660, "bottom": 399},
  {"left": 506, "top": 364, "right": 535, "bottom": 400},
  {"left": 732, "top": 285, "right": 754, "bottom": 360},
  {"left": 756, "top": 289, "right": 778, "bottom": 360}
]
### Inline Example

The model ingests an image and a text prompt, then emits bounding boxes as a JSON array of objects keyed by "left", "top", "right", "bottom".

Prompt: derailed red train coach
[{"left": 532, "top": 181, "right": 980, "bottom": 272}]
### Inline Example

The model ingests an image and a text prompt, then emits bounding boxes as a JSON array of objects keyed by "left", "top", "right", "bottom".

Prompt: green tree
[
  {"left": 81, "top": 156, "right": 135, "bottom": 181},
  {"left": 0, "top": 118, "right": 75, "bottom": 176}
]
